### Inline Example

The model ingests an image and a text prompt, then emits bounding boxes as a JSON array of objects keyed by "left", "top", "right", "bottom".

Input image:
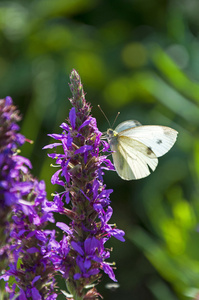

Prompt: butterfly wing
[
  {"left": 119, "top": 125, "right": 178, "bottom": 157},
  {"left": 114, "top": 120, "right": 142, "bottom": 132},
  {"left": 111, "top": 145, "right": 137, "bottom": 180},
  {"left": 110, "top": 136, "right": 158, "bottom": 180}
]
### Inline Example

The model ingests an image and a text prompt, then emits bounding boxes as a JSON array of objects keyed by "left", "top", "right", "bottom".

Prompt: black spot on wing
[
  {"left": 156, "top": 139, "right": 162, "bottom": 145},
  {"left": 147, "top": 147, "right": 153, "bottom": 155}
]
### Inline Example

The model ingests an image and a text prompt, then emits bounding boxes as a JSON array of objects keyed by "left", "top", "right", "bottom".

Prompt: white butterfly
[{"left": 106, "top": 120, "right": 178, "bottom": 180}]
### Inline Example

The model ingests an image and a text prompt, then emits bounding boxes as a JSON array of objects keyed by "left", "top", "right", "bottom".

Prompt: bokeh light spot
[{"left": 121, "top": 43, "right": 147, "bottom": 68}]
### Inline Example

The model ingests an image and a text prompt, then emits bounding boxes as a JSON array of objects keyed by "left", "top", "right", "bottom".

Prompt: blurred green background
[{"left": 1, "top": 0, "right": 199, "bottom": 299}]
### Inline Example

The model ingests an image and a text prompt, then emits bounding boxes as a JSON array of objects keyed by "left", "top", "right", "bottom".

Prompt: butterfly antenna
[
  {"left": 112, "top": 111, "right": 120, "bottom": 128},
  {"left": 98, "top": 105, "right": 111, "bottom": 127}
]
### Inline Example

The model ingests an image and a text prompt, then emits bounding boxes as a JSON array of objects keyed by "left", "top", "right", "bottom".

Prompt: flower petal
[
  {"left": 69, "top": 107, "right": 76, "bottom": 130},
  {"left": 74, "top": 145, "right": 93, "bottom": 154},
  {"left": 56, "top": 222, "right": 73, "bottom": 235}
]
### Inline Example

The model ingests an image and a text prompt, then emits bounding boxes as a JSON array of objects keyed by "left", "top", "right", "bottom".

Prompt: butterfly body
[
  {"left": 107, "top": 129, "right": 118, "bottom": 146},
  {"left": 106, "top": 120, "right": 178, "bottom": 180}
]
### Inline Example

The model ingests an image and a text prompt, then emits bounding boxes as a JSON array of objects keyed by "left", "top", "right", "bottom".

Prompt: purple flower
[
  {"left": 0, "top": 97, "right": 58, "bottom": 299},
  {"left": 2, "top": 177, "right": 59, "bottom": 299},
  {"left": 45, "top": 69, "right": 125, "bottom": 299},
  {"left": 0, "top": 97, "right": 27, "bottom": 271}
]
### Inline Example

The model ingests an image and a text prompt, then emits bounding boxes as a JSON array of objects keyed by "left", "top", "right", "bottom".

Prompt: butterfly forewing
[{"left": 119, "top": 125, "right": 178, "bottom": 157}]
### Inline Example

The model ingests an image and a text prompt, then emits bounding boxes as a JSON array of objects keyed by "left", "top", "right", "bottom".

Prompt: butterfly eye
[{"left": 107, "top": 129, "right": 114, "bottom": 135}]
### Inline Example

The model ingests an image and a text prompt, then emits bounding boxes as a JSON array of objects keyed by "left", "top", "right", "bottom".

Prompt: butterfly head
[{"left": 106, "top": 128, "right": 118, "bottom": 145}]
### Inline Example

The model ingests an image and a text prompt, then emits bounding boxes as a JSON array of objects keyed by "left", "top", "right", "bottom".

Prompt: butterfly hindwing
[
  {"left": 114, "top": 120, "right": 142, "bottom": 133},
  {"left": 110, "top": 141, "right": 137, "bottom": 180},
  {"left": 117, "top": 136, "right": 158, "bottom": 180}
]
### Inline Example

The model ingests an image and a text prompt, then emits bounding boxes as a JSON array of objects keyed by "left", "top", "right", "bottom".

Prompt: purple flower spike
[
  {"left": 0, "top": 97, "right": 58, "bottom": 299},
  {"left": 45, "top": 70, "right": 125, "bottom": 299}
]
